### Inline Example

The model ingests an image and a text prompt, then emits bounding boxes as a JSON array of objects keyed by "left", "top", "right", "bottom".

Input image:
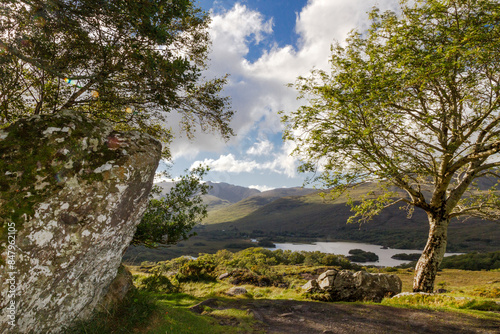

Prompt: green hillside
[
  {"left": 204, "top": 187, "right": 318, "bottom": 224},
  {"left": 201, "top": 186, "right": 499, "bottom": 253},
  {"left": 124, "top": 182, "right": 498, "bottom": 263}
]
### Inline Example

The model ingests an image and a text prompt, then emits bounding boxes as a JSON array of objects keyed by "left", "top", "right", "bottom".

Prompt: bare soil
[{"left": 199, "top": 299, "right": 500, "bottom": 334}]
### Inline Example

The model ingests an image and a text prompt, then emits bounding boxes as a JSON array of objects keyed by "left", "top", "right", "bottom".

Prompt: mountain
[
  {"left": 204, "top": 187, "right": 318, "bottom": 224},
  {"left": 205, "top": 182, "right": 261, "bottom": 203},
  {"left": 155, "top": 179, "right": 318, "bottom": 212},
  {"left": 201, "top": 182, "right": 500, "bottom": 253}
]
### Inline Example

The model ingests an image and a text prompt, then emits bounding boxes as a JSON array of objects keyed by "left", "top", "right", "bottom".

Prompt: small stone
[
  {"left": 279, "top": 313, "right": 294, "bottom": 317},
  {"left": 434, "top": 289, "right": 447, "bottom": 294},
  {"left": 226, "top": 287, "right": 247, "bottom": 296},
  {"left": 218, "top": 272, "right": 230, "bottom": 280}
]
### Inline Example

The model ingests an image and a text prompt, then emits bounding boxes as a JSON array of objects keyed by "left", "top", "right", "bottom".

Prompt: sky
[{"left": 162, "top": 0, "right": 400, "bottom": 191}]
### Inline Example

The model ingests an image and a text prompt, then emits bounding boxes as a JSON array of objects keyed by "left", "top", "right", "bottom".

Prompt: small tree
[
  {"left": 283, "top": 0, "right": 500, "bottom": 292},
  {"left": 132, "top": 166, "right": 209, "bottom": 248},
  {"left": 0, "top": 0, "right": 233, "bottom": 157}
]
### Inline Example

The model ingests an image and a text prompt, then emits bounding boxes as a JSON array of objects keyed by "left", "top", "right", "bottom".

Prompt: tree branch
[{"left": 0, "top": 39, "right": 96, "bottom": 80}]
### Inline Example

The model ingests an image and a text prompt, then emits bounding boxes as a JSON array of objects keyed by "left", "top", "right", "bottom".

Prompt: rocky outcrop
[
  {"left": 0, "top": 110, "right": 161, "bottom": 333},
  {"left": 302, "top": 269, "right": 402, "bottom": 302}
]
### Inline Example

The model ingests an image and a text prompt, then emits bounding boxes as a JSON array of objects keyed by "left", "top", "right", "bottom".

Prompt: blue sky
[{"left": 163, "top": 0, "right": 400, "bottom": 191}]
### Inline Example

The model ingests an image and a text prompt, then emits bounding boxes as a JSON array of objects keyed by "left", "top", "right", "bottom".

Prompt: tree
[
  {"left": 283, "top": 0, "right": 500, "bottom": 292},
  {"left": 0, "top": 0, "right": 233, "bottom": 157},
  {"left": 132, "top": 166, "right": 209, "bottom": 248}
]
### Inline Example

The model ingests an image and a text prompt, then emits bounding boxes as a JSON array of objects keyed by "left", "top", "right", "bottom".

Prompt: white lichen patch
[
  {"left": 97, "top": 215, "right": 107, "bottom": 223},
  {"left": 35, "top": 174, "right": 51, "bottom": 190},
  {"left": 39, "top": 203, "right": 50, "bottom": 211},
  {"left": 0, "top": 129, "right": 8, "bottom": 140},
  {"left": 115, "top": 184, "right": 128, "bottom": 194},
  {"left": 89, "top": 138, "right": 99, "bottom": 151},
  {"left": 82, "top": 230, "right": 91, "bottom": 237},
  {"left": 94, "top": 163, "right": 113, "bottom": 173},
  {"left": 65, "top": 176, "right": 79, "bottom": 188},
  {"left": 47, "top": 220, "right": 59, "bottom": 229},
  {"left": 35, "top": 182, "right": 50, "bottom": 190},
  {"left": 60, "top": 203, "right": 70, "bottom": 210},
  {"left": 42, "top": 127, "right": 63, "bottom": 135},
  {"left": 31, "top": 230, "right": 54, "bottom": 247}
]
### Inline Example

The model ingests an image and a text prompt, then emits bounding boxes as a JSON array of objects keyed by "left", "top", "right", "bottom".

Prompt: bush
[
  {"left": 347, "top": 249, "right": 379, "bottom": 262},
  {"left": 391, "top": 253, "right": 421, "bottom": 261},
  {"left": 440, "top": 251, "right": 500, "bottom": 271},
  {"left": 257, "top": 239, "right": 276, "bottom": 248},
  {"left": 228, "top": 269, "right": 287, "bottom": 288},
  {"left": 137, "top": 274, "right": 177, "bottom": 293},
  {"left": 224, "top": 243, "right": 253, "bottom": 250},
  {"left": 176, "top": 258, "right": 217, "bottom": 282}
]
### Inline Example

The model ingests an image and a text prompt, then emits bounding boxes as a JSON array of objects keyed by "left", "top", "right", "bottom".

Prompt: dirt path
[{"left": 208, "top": 299, "right": 500, "bottom": 334}]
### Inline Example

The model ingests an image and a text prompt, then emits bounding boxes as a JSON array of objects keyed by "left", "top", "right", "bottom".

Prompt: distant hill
[
  {"left": 155, "top": 179, "right": 318, "bottom": 212},
  {"left": 201, "top": 182, "right": 500, "bottom": 253},
  {"left": 205, "top": 182, "right": 261, "bottom": 204},
  {"left": 204, "top": 187, "right": 318, "bottom": 224}
]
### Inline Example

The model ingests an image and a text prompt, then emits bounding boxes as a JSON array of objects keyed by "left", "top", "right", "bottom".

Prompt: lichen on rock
[{"left": 0, "top": 110, "right": 161, "bottom": 333}]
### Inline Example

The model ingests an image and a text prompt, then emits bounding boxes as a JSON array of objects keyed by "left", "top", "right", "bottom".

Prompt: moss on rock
[{"left": 0, "top": 110, "right": 161, "bottom": 333}]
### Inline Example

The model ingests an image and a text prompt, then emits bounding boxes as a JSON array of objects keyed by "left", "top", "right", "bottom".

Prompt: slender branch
[{"left": 0, "top": 39, "right": 96, "bottom": 80}]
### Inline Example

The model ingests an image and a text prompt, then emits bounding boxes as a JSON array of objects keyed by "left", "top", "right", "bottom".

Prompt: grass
[
  {"left": 381, "top": 268, "right": 500, "bottom": 292},
  {"left": 70, "top": 266, "right": 500, "bottom": 333},
  {"left": 382, "top": 293, "right": 500, "bottom": 320}
]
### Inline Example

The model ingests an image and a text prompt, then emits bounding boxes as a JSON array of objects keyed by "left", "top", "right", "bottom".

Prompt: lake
[{"left": 268, "top": 242, "right": 462, "bottom": 267}]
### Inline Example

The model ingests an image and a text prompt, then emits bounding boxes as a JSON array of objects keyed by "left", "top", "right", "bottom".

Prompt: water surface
[{"left": 270, "top": 242, "right": 462, "bottom": 267}]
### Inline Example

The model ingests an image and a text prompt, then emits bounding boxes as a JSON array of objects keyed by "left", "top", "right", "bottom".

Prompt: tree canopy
[
  {"left": 0, "top": 0, "right": 233, "bottom": 157},
  {"left": 283, "top": 0, "right": 500, "bottom": 292},
  {"left": 132, "top": 167, "right": 209, "bottom": 248}
]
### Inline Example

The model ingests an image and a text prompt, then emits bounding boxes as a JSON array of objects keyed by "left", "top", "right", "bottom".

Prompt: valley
[{"left": 124, "top": 182, "right": 499, "bottom": 265}]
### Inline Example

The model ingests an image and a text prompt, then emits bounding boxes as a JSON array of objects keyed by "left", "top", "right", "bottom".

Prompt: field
[{"left": 69, "top": 249, "right": 500, "bottom": 334}]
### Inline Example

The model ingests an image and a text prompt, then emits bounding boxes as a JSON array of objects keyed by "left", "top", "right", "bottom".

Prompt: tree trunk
[{"left": 413, "top": 216, "right": 449, "bottom": 292}]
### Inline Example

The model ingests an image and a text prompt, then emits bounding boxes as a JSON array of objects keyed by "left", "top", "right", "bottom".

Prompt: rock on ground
[
  {"left": 303, "top": 269, "right": 402, "bottom": 302},
  {"left": 226, "top": 287, "right": 248, "bottom": 296},
  {"left": 0, "top": 110, "right": 161, "bottom": 333}
]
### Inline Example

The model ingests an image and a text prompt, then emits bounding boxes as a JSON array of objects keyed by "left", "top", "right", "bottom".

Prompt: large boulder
[
  {"left": 303, "top": 269, "right": 402, "bottom": 302},
  {"left": 0, "top": 110, "right": 161, "bottom": 333}
]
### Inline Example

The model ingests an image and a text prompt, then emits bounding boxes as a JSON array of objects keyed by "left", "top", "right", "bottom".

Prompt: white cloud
[
  {"left": 171, "top": 0, "right": 400, "bottom": 178},
  {"left": 248, "top": 184, "right": 275, "bottom": 192},
  {"left": 246, "top": 139, "right": 274, "bottom": 156},
  {"left": 191, "top": 140, "right": 298, "bottom": 178},
  {"left": 191, "top": 154, "right": 260, "bottom": 174}
]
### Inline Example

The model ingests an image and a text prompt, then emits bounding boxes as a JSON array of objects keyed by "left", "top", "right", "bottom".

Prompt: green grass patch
[
  {"left": 382, "top": 293, "right": 500, "bottom": 320},
  {"left": 64, "top": 289, "right": 161, "bottom": 334}
]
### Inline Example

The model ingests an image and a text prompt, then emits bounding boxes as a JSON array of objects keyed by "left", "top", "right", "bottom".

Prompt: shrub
[
  {"left": 137, "top": 274, "right": 177, "bottom": 293},
  {"left": 391, "top": 253, "right": 421, "bottom": 261},
  {"left": 176, "top": 258, "right": 216, "bottom": 282},
  {"left": 347, "top": 249, "right": 379, "bottom": 263},
  {"left": 257, "top": 239, "right": 276, "bottom": 248},
  {"left": 440, "top": 251, "right": 500, "bottom": 271}
]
